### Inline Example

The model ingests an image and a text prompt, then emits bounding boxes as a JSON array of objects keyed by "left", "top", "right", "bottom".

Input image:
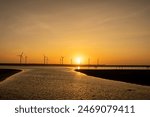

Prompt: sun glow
[{"left": 75, "top": 57, "right": 81, "bottom": 64}]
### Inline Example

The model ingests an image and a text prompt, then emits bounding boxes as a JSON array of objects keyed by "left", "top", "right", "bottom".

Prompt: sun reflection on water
[{"left": 77, "top": 66, "right": 80, "bottom": 70}]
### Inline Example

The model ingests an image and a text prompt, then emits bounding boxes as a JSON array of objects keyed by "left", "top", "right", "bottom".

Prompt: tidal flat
[{"left": 0, "top": 66, "right": 150, "bottom": 100}]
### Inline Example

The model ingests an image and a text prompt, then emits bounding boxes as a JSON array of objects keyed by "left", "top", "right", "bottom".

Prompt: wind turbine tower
[
  {"left": 18, "top": 52, "right": 23, "bottom": 64},
  {"left": 88, "top": 57, "right": 90, "bottom": 65},
  {"left": 71, "top": 58, "right": 72, "bottom": 64},
  {"left": 43, "top": 55, "right": 46, "bottom": 64},
  {"left": 97, "top": 58, "right": 99, "bottom": 65},
  {"left": 61, "top": 56, "right": 64, "bottom": 64},
  {"left": 46, "top": 57, "right": 48, "bottom": 64}
]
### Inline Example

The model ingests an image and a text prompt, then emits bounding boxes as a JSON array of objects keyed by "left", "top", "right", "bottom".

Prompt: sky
[{"left": 0, "top": 0, "right": 150, "bottom": 64}]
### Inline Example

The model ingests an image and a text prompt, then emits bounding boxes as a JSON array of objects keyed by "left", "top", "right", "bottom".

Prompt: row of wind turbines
[
  {"left": 17, "top": 52, "right": 27, "bottom": 64},
  {"left": 17, "top": 52, "right": 100, "bottom": 65},
  {"left": 17, "top": 52, "right": 64, "bottom": 64}
]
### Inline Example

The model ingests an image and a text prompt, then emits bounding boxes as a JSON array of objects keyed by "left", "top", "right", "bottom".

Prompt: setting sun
[
  {"left": 0, "top": 0, "right": 150, "bottom": 65},
  {"left": 75, "top": 57, "right": 82, "bottom": 64}
]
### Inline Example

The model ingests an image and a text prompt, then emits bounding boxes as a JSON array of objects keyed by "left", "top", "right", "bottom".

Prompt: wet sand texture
[{"left": 0, "top": 67, "right": 150, "bottom": 99}]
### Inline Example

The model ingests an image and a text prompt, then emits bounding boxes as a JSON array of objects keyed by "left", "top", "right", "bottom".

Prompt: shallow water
[
  {"left": 76, "top": 66, "right": 150, "bottom": 70},
  {"left": 0, "top": 66, "right": 150, "bottom": 99}
]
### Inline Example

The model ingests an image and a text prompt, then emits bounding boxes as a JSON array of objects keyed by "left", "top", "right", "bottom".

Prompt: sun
[{"left": 75, "top": 57, "right": 81, "bottom": 64}]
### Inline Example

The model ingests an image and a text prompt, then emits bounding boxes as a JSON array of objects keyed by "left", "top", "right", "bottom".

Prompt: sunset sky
[{"left": 0, "top": 0, "right": 150, "bottom": 64}]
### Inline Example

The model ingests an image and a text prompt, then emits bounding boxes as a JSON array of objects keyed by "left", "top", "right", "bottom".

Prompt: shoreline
[
  {"left": 75, "top": 69, "right": 150, "bottom": 86},
  {"left": 0, "top": 63, "right": 150, "bottom": 68},
  {"left": 0, "top": 69, "right": 22, "bottom": 82},
  {"left": 0, "top": 67, "right": 150, "bottom": 99}
]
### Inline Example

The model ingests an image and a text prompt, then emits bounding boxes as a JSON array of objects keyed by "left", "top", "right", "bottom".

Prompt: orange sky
[{"left": 0, "top": 0, "right": 150, "bottom": 64}]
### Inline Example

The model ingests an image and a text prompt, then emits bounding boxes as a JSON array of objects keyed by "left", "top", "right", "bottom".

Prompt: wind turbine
[
  {"left": 43, "top": 55, "right": 46, "bottom": 64},
  {"left": 43, "top": 55, "right": 49, "bottom": 64},
  {"left": 18, "top": 52, "right": 23, "bottom": 64},
  {"left": 46, "top": 57, "right": 48, "bottom": 64},
  {"left": 87, "top": 57, "right": 90, "bottom": 69},
  {"left": 60, "top": 56, "right": 64, "bottom": 64},
  {"left": 88, "top": 57, "right": 90, "bottom": 65},
  {"left": 97, "top": 58, "right": 99, "bottom": 66},
  {"left": 60, "top": 58, "right": 62, "bottom": 64},
  {"left": 71, "top": 58, "right": 72, "bottom": 65}
]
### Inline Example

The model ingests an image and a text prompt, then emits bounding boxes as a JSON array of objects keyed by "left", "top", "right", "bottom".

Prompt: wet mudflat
[
  {"left": 0, "top": 69, "right": 21, "bottom": 81},
  {"left": 0, "top": 66, "right": 150, "bottom": 100},
  {"left": 75, "top": 69, "right": 150, "bottom": 86}
]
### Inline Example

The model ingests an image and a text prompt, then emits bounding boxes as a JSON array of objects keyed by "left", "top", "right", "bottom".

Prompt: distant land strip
[
  {"left": 0, "top": 63, "right": 150, "bottom": 68},
  {"left": 0, "top": 69, "right": 22, "bottom": 81}
]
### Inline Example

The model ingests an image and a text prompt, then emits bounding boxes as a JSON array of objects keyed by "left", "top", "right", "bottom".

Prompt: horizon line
[{"left": 0, "top": 63, "right": 150, "bottom": 67}]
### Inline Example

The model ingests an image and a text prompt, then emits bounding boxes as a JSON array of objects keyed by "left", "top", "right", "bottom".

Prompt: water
[
  {"left": 0, "top": 65, "right": 150, "bottom": 99},
  {"left": 76, "top": 66, "right": 149, "bottom": 70}
]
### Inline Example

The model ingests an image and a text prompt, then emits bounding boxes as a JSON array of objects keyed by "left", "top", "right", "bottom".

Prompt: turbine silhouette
[
  {"left": 46, "top": 57, "right": 48, "bottom": 64},
  {"left": 43, "top": 55, "right": 48, "bottom": 64},
  {"left": 43, "top": 55, "right": 46, "bottom": 64},
  {"left": 70, "top": 58, "right": 72, "bottom": 64},
  {"left": 88, "top": 57, "right": 90, "bottom": 65},
  {"left": 60, "top": 56, "right": 64, "bottom": 64},
  {"left": 18, "top": 52, "right": 23, "bottom": 64}
]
